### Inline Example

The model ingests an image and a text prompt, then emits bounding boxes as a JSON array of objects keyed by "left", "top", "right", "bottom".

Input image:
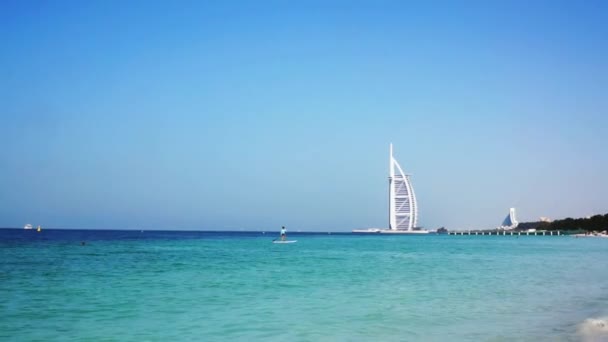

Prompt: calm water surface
[{"left": 1, "top": 229, "right": 607, "bottom": 341}]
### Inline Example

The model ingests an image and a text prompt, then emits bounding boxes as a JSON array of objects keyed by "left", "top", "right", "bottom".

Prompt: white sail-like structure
[
  {"left": 352, "top": 144, "right": 427, "bottom": 234},
  {"left": 500, "top": 208, "right": 519, "bottom": 230},
  {"left": 389, "top": 144, "right": 418, "bottom": 231}
]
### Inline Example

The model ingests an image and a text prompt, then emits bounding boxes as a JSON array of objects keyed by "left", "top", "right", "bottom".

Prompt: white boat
[
  {"left": 353, "top": 144, "right": 429, "bottom": 234},
  {"left": 352, "top": 228, "right": 382, "bottom": 233},
  {"left": 24, "top": 224, "right": 33, "bottom": 230}
]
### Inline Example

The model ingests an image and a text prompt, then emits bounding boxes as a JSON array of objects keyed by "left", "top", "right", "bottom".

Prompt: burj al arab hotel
[
  {"left": 388, "top": 143, "right": 420, "bottom": 232},
  {"left": 353, "top": 144, "right": 428, "bottom": 234}
]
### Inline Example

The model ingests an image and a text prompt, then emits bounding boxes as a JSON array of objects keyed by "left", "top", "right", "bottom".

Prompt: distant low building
[{"left": 539, "top": 217, "right": 552, "bottom": 222}]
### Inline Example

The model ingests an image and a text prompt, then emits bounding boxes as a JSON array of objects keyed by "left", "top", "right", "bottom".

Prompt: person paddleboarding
[{"left": 272, "top": 226, "right": 297, "bottom": 244}]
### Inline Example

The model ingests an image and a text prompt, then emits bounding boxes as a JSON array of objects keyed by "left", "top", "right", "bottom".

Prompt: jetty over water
[{"left": 448, "top": 230, "right": 562, "bottom": 236}]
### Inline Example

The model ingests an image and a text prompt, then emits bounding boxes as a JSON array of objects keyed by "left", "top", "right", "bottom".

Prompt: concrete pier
[{"left": 448, "top": 230, "right": 562, "bottom": 236}]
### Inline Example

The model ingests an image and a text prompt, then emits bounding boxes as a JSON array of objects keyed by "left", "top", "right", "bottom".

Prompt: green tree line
[{"left": 518, "top": 213, "right": 608, "bottom": 232}]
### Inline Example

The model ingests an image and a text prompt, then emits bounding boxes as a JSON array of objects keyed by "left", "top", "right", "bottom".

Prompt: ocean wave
[{"left": 578, "top": 316, "right": 608, "bottom": 341}]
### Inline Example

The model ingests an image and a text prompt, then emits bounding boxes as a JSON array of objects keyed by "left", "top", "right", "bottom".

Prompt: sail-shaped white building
[
  {"left": 353, "top": 144, "right": 428, "bottom": 234},
  {"left": 388, "top": 143, "right": 418, "bottom": 231},
  {"left": 500, "top": 208, "right": 519, "bottom": 230}
]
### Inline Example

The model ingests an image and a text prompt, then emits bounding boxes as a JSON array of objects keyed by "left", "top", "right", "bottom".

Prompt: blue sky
[{"left": 1, "top": 1, "right": 607, "bottom": 231}]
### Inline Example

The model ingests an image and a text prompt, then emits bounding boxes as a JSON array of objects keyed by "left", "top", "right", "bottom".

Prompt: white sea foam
[{"left": 578, "top": 316, "right": 608, "bottom": 342}]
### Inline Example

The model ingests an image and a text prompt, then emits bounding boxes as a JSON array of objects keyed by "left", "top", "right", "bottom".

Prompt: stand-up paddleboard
[{"left": 273, "top": 240, "right": 297, "bottom": 244}]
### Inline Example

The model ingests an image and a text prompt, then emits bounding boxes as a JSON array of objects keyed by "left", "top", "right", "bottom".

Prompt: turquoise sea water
[{"left": 1, "top": 230, "right": 607, "bottom": 341}]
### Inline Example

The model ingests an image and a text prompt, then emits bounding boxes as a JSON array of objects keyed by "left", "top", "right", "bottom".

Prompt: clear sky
[{"left": 1, "top": 1, "right": 607, "bottom": 231}]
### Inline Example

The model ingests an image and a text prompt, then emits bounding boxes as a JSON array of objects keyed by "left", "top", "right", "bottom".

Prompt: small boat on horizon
[
  {"left": 352, "top": 228, "right": 382, "bottom": 233},
  {"left": 24, "top": 224, "right": 33, "bottom": 230}
]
